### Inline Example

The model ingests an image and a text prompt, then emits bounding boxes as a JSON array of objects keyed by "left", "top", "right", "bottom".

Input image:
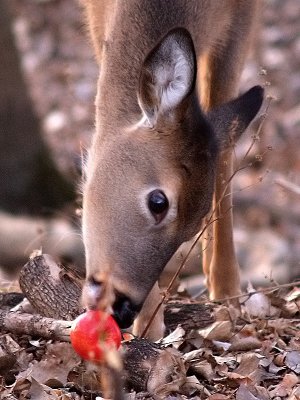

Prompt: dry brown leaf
[
  {"left": 181, "top": 375, "right": 204, "bottom": 397},
  {"left": 268, "top": 361, "right": 286, "bottom": 374},
  {"left": 17, "top": 342, "right": 80, "bottom": 387},
  {"left": 229, "top": 335, "right": 262, "bottom": 351},
  {"left": 225, "top": 372, "right": 252, "bottom": 384},
  {"left": 281, "top": 372, "right": 299, "bottom": 389},
  {"left": 233, "top": 353, "right": 261, "bottom": 384},
  {"left": 9, "top": 377, "right": 31, "bottom": 399},
  {"left": 285, "top": 351, "right": 300, "bottom": 374},
  {"left": 198, "top": 321, "right": 232, "bottom": 341},
  {"left": 285, "top": 287, "right": 300, "bottom": 302},
  {"left": 208, "top": 394, "right": 228, "bottom": 400},
  {"left": 214, "top": 304, "right": 240, "bottom": 322},
  {"left": 236, "top": 383, "right": 268, "bottom": 400},
  {"left": 263, "top": 318, "right": 295, "bottom": 337},
  {"left": 289, "top": 336, "right": 300, "bottom": 351},
  {"left": 287, "top": 385, "right": 300, "bottom": 400},
  {"left": 147, "top": 346, "right": 186, "bottom": 395},
  {"left": 183, "top": 349, "right": 205, "bottom": 362},
  {"left": 28, "top": 378, "right": 56, "bottom": 400},
  {"left": 189, "top": 359, "right": 216, "bottom": 381},
  {"left": 214, "top": 363, "right": 229, "bottom": 377},
  {"left": 269, "top": 373, "right": 299, "bottom": 398},
  {"left": 160, "top": 326, "right": 186, "bottom": 348}
]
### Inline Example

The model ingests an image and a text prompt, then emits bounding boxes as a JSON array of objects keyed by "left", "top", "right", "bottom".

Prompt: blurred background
[{"left": 0, "top": 0, "right": 299, "bottom": 289}]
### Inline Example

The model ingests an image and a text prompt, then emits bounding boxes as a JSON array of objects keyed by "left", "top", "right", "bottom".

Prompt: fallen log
[
  {"left": 18, "top": 254, "right": 214, "bottom": 332},
  {"left": 0, "top": 310, "right": 71, "bottom": 341},
  {"left": 19, "top": 254, "right": 84, "bottom": 320},
  {"left": 122, "top": 337, "right": 187, "bottom": 394},
  {"left": 0, "top": 292, "right": 24, "bottom": 309}
]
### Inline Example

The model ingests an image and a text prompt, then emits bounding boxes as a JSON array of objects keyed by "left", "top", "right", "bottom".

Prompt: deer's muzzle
[{"left": 83, "top": 276, "right": 142, "bottom": 329}]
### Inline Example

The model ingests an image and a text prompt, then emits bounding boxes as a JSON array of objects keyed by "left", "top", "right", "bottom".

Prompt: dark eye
[{"left": 148, "top": 190, "right": 169, "bottom": 224}]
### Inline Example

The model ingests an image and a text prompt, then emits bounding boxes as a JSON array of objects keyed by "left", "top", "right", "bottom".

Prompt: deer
[{"left": 81, "top": 0, "right": 264, "bottom": 340}]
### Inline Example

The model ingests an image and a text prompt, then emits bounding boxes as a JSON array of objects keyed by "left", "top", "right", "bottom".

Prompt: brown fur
[{"left": 81, "top": 0, "right": 263, "bottom": 340}]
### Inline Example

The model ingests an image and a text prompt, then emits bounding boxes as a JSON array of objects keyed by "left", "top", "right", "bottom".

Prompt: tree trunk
[{"left": 0, "top": 0, "right": 74, "bottom": 215}]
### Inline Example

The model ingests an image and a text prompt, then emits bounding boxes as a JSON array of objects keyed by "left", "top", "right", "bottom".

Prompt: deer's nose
[
  {"left": 112, "top": 293, "right": 141, "bottom": 329},
  {"left": 83, "top": 277, "right": 140, "bottom": 329},
  {"left": 83, "top": 276, "right": 105, "bottom": 310}
]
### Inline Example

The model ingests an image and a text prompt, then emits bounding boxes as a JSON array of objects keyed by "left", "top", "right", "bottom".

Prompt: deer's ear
[
  {"left": 138, "top": 28, "right": 196, "bottom": 127},
  {"left": 208, "top": 86, "right": 264, "bottom": 148}
]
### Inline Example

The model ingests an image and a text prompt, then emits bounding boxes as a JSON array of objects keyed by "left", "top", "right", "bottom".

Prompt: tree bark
[
  {"left": 0, "top": 310, "right": 72, "bottom": 341},
  {"left": 19, "top": 255, "right": 214, "bottom": 331},
  {"left": 0, "top": 293, "right": 25, "bottom": 310},
  {"left": 19, "top": 255, "right": 84, "bottom": 320},
  {"left": 0, "top": 1, "right": 75, "bottom": 214},
  {"left": 122, "top": 338, "right": 186, "bottom": 394}
]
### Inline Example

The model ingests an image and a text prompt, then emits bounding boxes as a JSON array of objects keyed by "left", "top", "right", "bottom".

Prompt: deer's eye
[{"left": 148, "top": 190, "right": 169, "bottom": 224}]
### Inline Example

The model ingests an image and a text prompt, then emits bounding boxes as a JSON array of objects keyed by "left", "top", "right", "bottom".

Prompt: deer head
[{"left": 82, "top": 28, "right": 264, "bottom": 329}]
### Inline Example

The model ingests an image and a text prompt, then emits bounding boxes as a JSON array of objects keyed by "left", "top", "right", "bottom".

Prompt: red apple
[{"left": 70, "top": 310, "right": 121, "bottom": 363}]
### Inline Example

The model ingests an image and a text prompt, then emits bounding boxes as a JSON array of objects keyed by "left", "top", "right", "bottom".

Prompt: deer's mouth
[{"left": 112, "top": 292, "right": 142, "bottom": 328}]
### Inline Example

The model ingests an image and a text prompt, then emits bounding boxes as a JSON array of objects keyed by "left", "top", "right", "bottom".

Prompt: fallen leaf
[
  {"left": 147, "top": 346, "right": 186, "bottom": 396},
  {"left": 17, "top": 342, "right": 80, "bottom": 387},
  {"left": 28, "top": 378, "right": 55, "bottom": 400},
  {"left": 285, "top": 351, "right": 300, "bottom": 374},
  {"left": 160, "top": 326, "right": 186, "bottom": 348},
  {"left": 285, "top": 287, "right": 300, "bottom": 302},
  {"left": 183, "top": 349, "right": 205, "bottom": 362},
  {"left": 198, "top": 321, "right": 232, "bottom": 341},
  {"left": 236, "top": 383, "right": 266, "bottom": 400},
  {"left": 287, "top": 385, "right": 300, "bottom": 400},
  {"left": 233, "top": 353, "right": 261, "bottom": 384},
  {"left": 181, "top": 375, "right": 204, "bottom": 397},
  {"left": 212, "top": 340, "right": 232, "bottom": 351},
  {"left": 244, "top": 288, "right": 273, "bottom": 318},
  {"left": 230, "top": 335, "right": 262, "bottom": 351},
  {"left": 213, "top": 355, "right": 238, "bottom": 369},
  {"left": 281, "top": 372, "right": 299, "bottom": 389},
  {"left": 208, "top": 394, "right": 228, "bottom": 400},
  {"left": 189, "top": 359, "right": 216, "bottom": 381}
]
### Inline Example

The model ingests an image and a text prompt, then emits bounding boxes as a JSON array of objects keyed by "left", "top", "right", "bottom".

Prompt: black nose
[{"left": 112, "top": 293, "right": 141, "bottom": 329}]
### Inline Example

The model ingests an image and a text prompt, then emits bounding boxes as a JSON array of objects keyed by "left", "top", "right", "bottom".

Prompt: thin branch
[
  {"left": 275, "top": 177, "right": 300, "bottom": 196},
  {"left": 196, "top": 280, "right": 300, "bottom": 306},
  {"left": 242, "top": 95, "right": 273, "bottom": 161}
]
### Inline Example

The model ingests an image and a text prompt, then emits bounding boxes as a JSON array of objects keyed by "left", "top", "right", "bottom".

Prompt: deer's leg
[
  {"left": 132, "top": 282, "right": 165, "bottom": 341},
  {"left": 199, "top": 54, "right": 242, "bottom": 300},
  {"left": 209, "top": 149, "right": 241, "bottom": 300},
  {"left": 199, "top": 5, "right": 259, "bottom": 300},
  {"left": 202, "top": 215, "right": 214, "bottom": 289}
]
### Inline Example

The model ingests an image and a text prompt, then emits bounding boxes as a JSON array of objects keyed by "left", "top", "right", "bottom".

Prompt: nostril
[{"left": 89, "top": 275, "right": 103, "bottom": 287}]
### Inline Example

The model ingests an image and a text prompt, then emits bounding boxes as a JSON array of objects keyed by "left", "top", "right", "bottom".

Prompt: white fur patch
[{"left": 157, "top": 44, "right": 193, "bottom": 113}]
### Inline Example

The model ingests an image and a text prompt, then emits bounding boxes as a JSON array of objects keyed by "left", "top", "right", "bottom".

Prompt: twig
[
  {"left": 195, "top": 280, "right": 300, "bottom": 306},
  {"left": 242, "top": 95, "right": 273, "bottom": 161},
  {"left": 275, "top": 177, "right": 300, "bottom": 196}
]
